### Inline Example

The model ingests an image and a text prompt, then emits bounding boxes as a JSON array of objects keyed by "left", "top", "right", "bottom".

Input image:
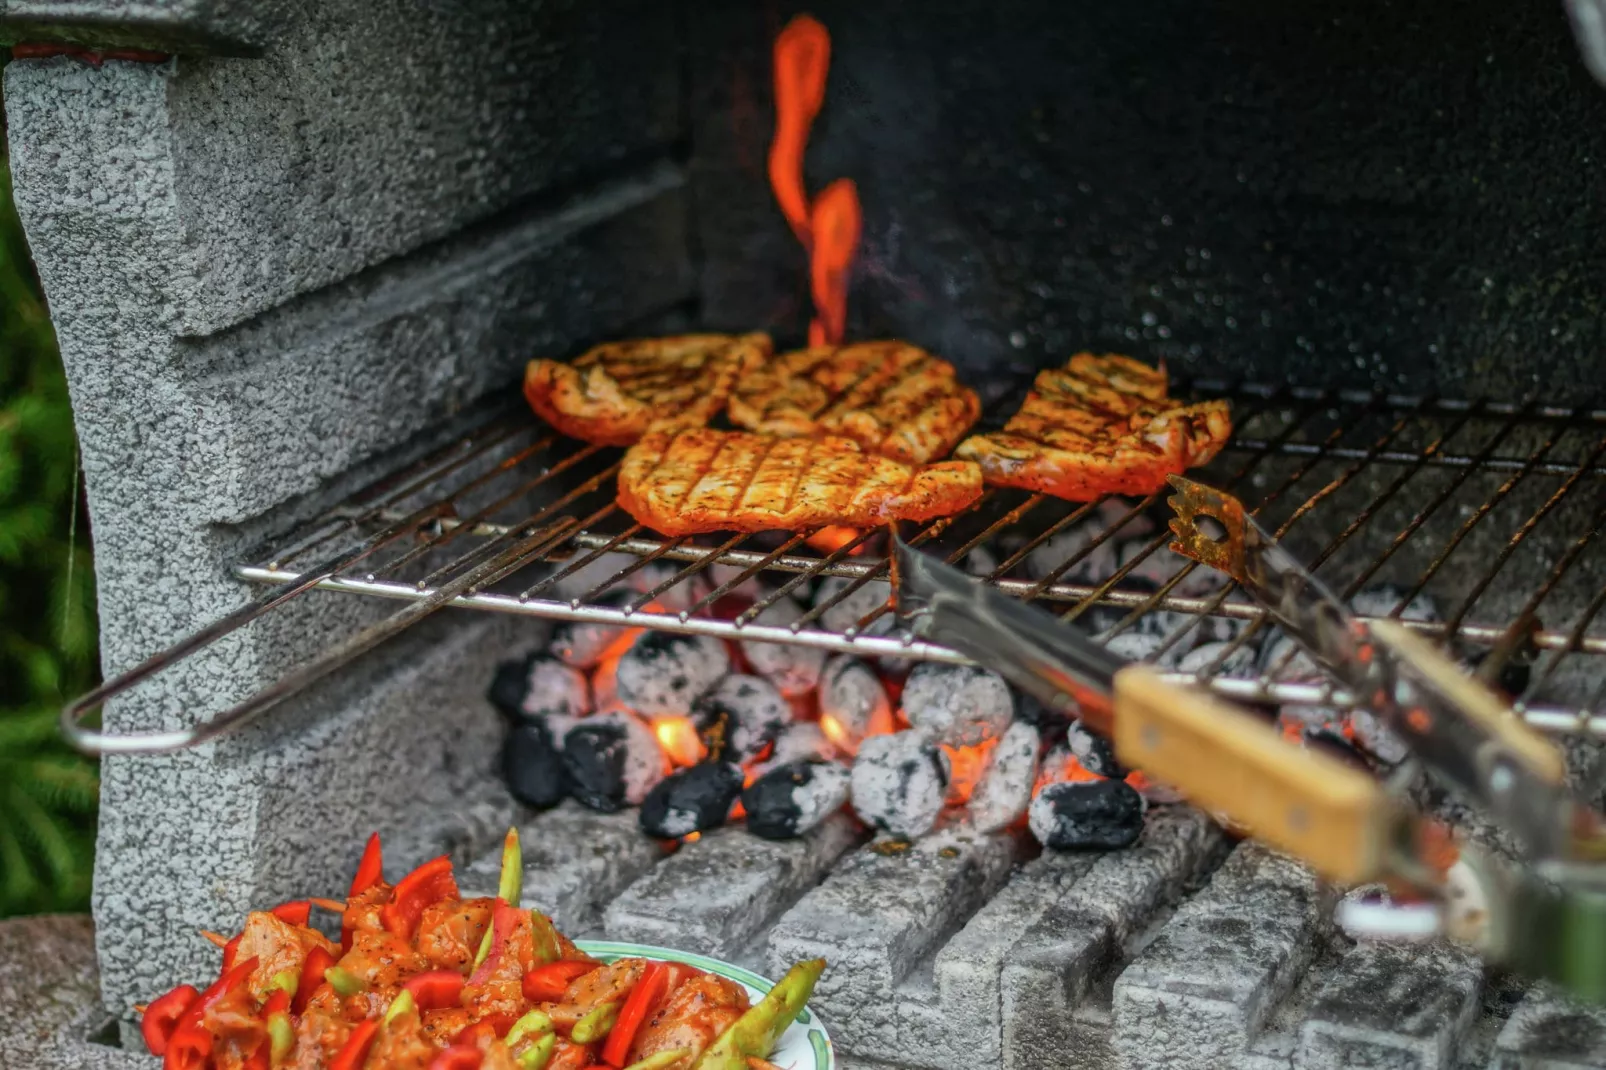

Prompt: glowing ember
[
  {"left": 806, "top": 525, "right": 863, "bottom": 554},
  {"left": 653, "top": 716, "right": 707, "bottom": 768},
  {"left": 942, "top": 738, "right": 997, "bottom": 806},
  {"left": 770, "top": 13, "right": 863, "bottom": 345},
  {"left": 1034, "top": 751, "right": 1102, "bottom": 796}
]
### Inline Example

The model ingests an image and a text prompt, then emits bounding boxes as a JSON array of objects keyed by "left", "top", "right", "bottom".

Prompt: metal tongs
[{"left": 892, "top": 510, "right": 1606, "bottom": 1004}]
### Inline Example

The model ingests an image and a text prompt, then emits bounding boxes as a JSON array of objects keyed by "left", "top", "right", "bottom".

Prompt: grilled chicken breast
[
  {"left": 955, "top": 353, "right": 1230, "bottom": 500},
  {"left": 618, "top": 426, "right": 984, "bottom": 536},
  {"left": 524, "top": 333, "right": 773, "bottom": 446},
  {"left": 727, "top": 341, "right": 980, "bottom": 464}
]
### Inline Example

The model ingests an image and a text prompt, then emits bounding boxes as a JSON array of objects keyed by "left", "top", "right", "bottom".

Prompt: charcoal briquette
[
  {"left": 1012, "top": 688, "right": 1075, "bottom": 735},
  {"left": 814, "top": 576, "right": 897, "bottom": 636},
  {"left": 549, "top": 590, "right": 636, "bottom": 668},
  {"left": 1260, "top": 628, "right": 1322, "bottom": 680},
  {"left": 708, "top": 561, "right": 764, "bottom": 600},
  {"left": 1025, "top": 522, "right": 1117, "bottom": 585},
  {"left": 740, "top": 597, "right": 826, "bottom": 696},
  {"left": 1177, "top": 640, "right": 1258, "bottom": 677},
  {"left": 851, "top": 730, "right": 951, "bottom": 839},
  {"left": 969, "top": 721, "right": 1041, "bottom": 833},
  {"left": 901, "top": 663, "right": 1013, "bottom": 746},
  {"left": 1066, "top": 718, "right": 1127, "bottom": 779},
  {"left": 561, "top": 712, "right": 665, "bottom": 812},
  {"left": 1349, "top": 708, "right": 1410, "bottom": 765},
  {"left": 1351, "top": 584, "right": 1440, "bottom": 622},
  {"left": 691, "top": 674, "right": 791, "bottom": 764},
  {"left": 639, "top": 761, "right": 744, "bottom": 839},
  {"left": 1304, "top": 727, "right": 1374, "bottom": 772},
  {"left": 501, "top": 718, "right": 569, "bottom": 810},
  {"left": 1118, "top": 540, "right": 1225, "bottom": 598},
  {"left": 743, "top": 759, "right": 853, "bottom": 840},
  {"left": 614, "top": 630, "right": 730, "bottom": 716},
  {"left": 487, "top": 652, "right": 591, "bottom": 723},
  {"left": 1028, "top": 778, "right": 1146, "bottom": 850},
  {"left": 817, "top": 655, "right": 893, "bottom": 756},
  {"left": 755, "top": 721, "right": 832, "bottom": 775}
]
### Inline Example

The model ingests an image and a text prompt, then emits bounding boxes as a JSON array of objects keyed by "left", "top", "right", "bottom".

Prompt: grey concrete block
[
  {"left": 1001, "top": 808, "right": 1224, "bottom": 1070},
  {"left": 0, "top": 914, "right": 146, "bottom": 1070},
  {"left": 603, "top": 813, "right": 863, "bottom": 958},
  {"left": 1299, "top": 941, "right": 1482, "bottom": 1069},
  {"left": 765, "top": 822, "right": 1020, "bottom": 1062},
  {"left": 1112, "top": 843, "right": 1334, "bottom": 1070},
  {"left": 461, "top": 802, "right": 668, "bottom": 937},
  {"left": 1491, "top": 987, "right": 1606, "bottom": 1070}
]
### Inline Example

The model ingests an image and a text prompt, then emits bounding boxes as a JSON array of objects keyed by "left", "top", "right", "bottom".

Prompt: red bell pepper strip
[
  {"left": 293, "top": 945, "right": 335, "bottom": 1014},
  {"left": 429, "top": 1046, "right": 485, "bottom": 1070},
  {"left": 164, "top": 957, "right": 260, "bottom": 1070},
  {"left": 601, "top": 962, "right": 669, "bottom": 1067},
  {"left": 140, "top": 984, "right": 200, "bottom": 1056},
  {"left": 403, "top": 970, "right": 466, "bottom": 1011},
  {"left": 380, "top": 855, "right": 457, "bottom": 940},
  {"left": 220, "top": 932, "right": 244, "bottom": 973},
  {"left": 452, "top": 1014, "right": 517, "bottom": 1048},
  {"left": 242, "top": 1042, "right": 270, "bottom": 1070},
  {"left": 521, "top": 960, "right": 595, "bottom": 1003},
  {"left": 351, "top": 833, "right": 384, "bottom": 897},
  {"left": 469, "top": 900, "right": 523, "bottom": 986},
  {"left": 270, "top": 900, "right": 312, "bottom": 926},
  {"left": 330, "top": 1018, "right": 380, "bottom": 1070}
]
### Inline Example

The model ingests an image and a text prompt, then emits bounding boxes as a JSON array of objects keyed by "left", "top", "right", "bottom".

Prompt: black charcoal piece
[
  {"left": 501, "top": 719, "right": 568, "bottom": 810},
  {"left": 639, "top": 761, "right": 744, "bottom": 839},
  {"left": 487, "top": 652, "right": 590, "bottom": 723},
  {"left": 1012, "top": 689, "right": 1074, "bottom": 736},
  {"left": 1466, "top": 647, "right": 1534, "bottom": 700},
  {"left": 970, "top": 721, "right": 1041, "bottom": 833},
  {"left": 818, "top": 655, "right": 893, "bottom": 755},
  {"left": 562, "top": 712, "right": 664, "bottom": 812},
  {"left": 549, "top": 590, "right": 636, "bottom": 668},
  {"left": 1351, "top": 584, "right": 1440, "bottom": 622},
  {"left": 740, "top": 597, "right": 826, "bottom": 696},
  {"left": 614, "top": 631, "right": 730, "bottom": 716},
  {"left": 744, "top": 759, "right": 853, "bottom": 840},
  {"left": 1348, "top": 708, "right": 1410, "bottom": 765},
  {"left": 901, "top": 663, "right": 1013, "bottom": 746},
  {"left": 1025, "top": 521, "right": 1117, "bottom": 584},
  {"left": 1066, "top": 718, "right": 1127, "bottom": 779},
  {"left": 1304, "top": 727, "right": 1374, "bottom": 773},
  {"left": 691, "top": 674, "right": 791, "bottom": 763},
  {"left": 1029, "top": 778, "right": 1146, "bottom": 850},
  {"left": 850, "top": 730, "right": 951, "bottom": 839}
]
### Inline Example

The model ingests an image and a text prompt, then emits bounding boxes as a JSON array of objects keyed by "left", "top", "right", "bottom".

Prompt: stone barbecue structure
[{"left": 5, "top": 0, "right": 1606, "bottom": 1068}]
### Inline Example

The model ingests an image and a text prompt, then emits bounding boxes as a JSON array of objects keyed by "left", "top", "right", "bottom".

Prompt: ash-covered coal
[
  {"left": 1350, "top": 584, "right": 1439, "bottom": 622},
  {"left": 549, "top": 590, "right": 637, "bottom": 668},
  {"left": 562, "top": 712, "right": 665, "bottom": 813},
  {"left": 757, "top": 722, "right": 832, "bottom": 773},
  {"left": 502, "top": 718, "right": 568, "bottom": 810},
  {"left": 1029, "top": 778, "right": 1146, "bottom": 850},
  {"left": 640, "top": 761, "right": 745, "bottom": 839},
  {"left": 851, "top": 730, "right": 951, "bottom": 839},
  {"left": 1177, "top": 640, "right": 1257, "bottom": 677},
  {"left": 1066, "top": 718, "right": 1126, "bottom": 779},
  {"left": 900, "top": 663, "right": 1013, "bottom": 746},
  {"left": 744, "top": 759, "right": 853, "bottom": 840},
  {"left": 740, "top": 596, "right": 827, "bottom": 696},
  {"left": 614, "top": 630, "right": 730, "bottom": 716},
  {"left": 692, "top": 673, "right": 790, "bottom": 763},
  {"left": 488, "top": 652, "right": 591, "bottom": 723},
  {"left": 1025, "top": 520, "right": 1117, "bottom": 585},
  {"left": 818, "top": 655, "right": 893, "bottom": 756},
  {"left": 814, "top": 576, "right": 897, "bottom": 636},
  {"left": 969, "top": 721, "right": 1041, "bottom": 833}
]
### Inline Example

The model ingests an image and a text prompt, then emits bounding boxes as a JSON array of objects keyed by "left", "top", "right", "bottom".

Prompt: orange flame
[
  {"left": 806, "top": 525, "right": 863, "bottom": 554},
  {"left": 653, "top": 716, "right": 706, "bottom": 768},
  {"left": 770, "top": 14, "right": 862, "bottom": 346},
  {"left": 1033, "top": 752, "right": 1102, "bottom": 796},
  {"left": 807, "top": 178, "right": 862, "bottom": 346},
  {"left": 942, "top": 739, "right": 997, "bottom": 807},
  {"left": 770, "top": 15, "right": 831, "bottom": 244}
]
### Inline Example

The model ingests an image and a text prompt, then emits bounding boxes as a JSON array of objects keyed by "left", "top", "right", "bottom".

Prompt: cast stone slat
[
  {"left": 1111, "top": 841, "right": 1334, "bottom": 1070},
  {"left": 764, "top": 823, "right": 1021, "bottom": 1062},
  {"left": 1491, "top": 986, "right": 1606, "bottom": 1070},
  {"left": 1001, "top": 807, "right": 1225, "bottom": 1070},
  {"left": 602, "top": 813, "right": 863, "bottom": 958},
  {"left": 1297, "top": 940, "right": 1483, "bottom": 1070},
  {"left": 460, "top": 801, "right": 666, "bottom": 936}
]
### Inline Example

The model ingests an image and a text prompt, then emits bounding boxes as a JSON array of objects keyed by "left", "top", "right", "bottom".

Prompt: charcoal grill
[{"left": 5, "top": 0, "right": 1606, "bottom": 1067}]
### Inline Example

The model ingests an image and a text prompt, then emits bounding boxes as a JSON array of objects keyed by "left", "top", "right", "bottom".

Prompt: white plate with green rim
[{"left": 574, "top": 941, "right": 834, "bottom": 1070}]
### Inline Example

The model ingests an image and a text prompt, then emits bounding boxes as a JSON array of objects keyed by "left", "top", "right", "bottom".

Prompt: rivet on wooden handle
[{"left": 1112, "top": 665, "right": 1399, "bottom": 887}]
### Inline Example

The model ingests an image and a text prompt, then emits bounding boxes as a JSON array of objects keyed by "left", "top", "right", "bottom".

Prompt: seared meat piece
[
  {"left": 236, "top": 911, "right": 337, "bottom": 996},
  {"left": 524, "top": 334, "right": 773, "bottom": 446},
  {"left": 415, "top": 897, "right": 494, "bottom": 974},
  {"left": 626, "top": 971, "right": 750, "bottom": 1065},
  {"left": 547, "top": 958, "right": 648, "bottom": 1031},
  {"left": 727, "top": 341, "right": 980, "bottom": 463},
  {"left": 618, "top": 427, "right": 983, "bottom": 536},
  {"left": 955, "top": 353, "right": 1230, "bottom": 500},
  {"left": 337, "top": 930, "right": 432, "bottom": 994},
  {"left": 365, "top": 1009, "right": 439, "bottom": 1070}
]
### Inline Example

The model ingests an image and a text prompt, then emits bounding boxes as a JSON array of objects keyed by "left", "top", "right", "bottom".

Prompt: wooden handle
[{"left": 1112, "top": 666, "right": 1401, "bottom": 886}]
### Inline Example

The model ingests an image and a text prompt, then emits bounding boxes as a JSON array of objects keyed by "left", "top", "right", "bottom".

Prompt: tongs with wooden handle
[{"left": 892, "top": 534, "right": 1438, "bottom": 890}]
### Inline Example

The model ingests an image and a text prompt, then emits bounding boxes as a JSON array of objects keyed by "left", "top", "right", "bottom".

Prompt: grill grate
[{"left": 64, "top": 379, "right": 1606, "bottom": 752}]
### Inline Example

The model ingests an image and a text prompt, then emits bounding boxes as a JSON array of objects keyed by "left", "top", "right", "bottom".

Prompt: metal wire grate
[{"left": 62, "top": 378, "right": 1606, "bottom": 753}]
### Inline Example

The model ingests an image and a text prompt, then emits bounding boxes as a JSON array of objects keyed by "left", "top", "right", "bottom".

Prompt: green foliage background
[{"left": 0, "top": 79, "right": 101, "bottom": 918}]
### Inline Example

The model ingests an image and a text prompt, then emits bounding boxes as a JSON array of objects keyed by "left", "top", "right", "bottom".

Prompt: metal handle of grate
[{"left": 60, "top": 379, "right": 1606, "bottom": 754}]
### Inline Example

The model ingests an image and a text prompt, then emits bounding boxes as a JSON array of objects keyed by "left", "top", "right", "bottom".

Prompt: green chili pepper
[
  {"left": 267, "top": 1013, "right": 295, "bottom": 1066},
  {"left": 515, "top": 1031, "right": 556, "bottom": 1070},
  {"left": 505, "top": 1008, "right": 553, "bottom": 1047},
  {"left": 691, "top": 959, "right": 825, "bottom": 1070},
  {"left": 571, "top": 1001, "right": 620, "bottom": 1045},
  {"left": 383, "top": 989, "right": 416, "bottom": 1025},
  {"left": 324, "top": 966, "right": 365, "bottom": 998},
  {"left": 622, "top": 1050, "right": 692, "bottom": 1070}
]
